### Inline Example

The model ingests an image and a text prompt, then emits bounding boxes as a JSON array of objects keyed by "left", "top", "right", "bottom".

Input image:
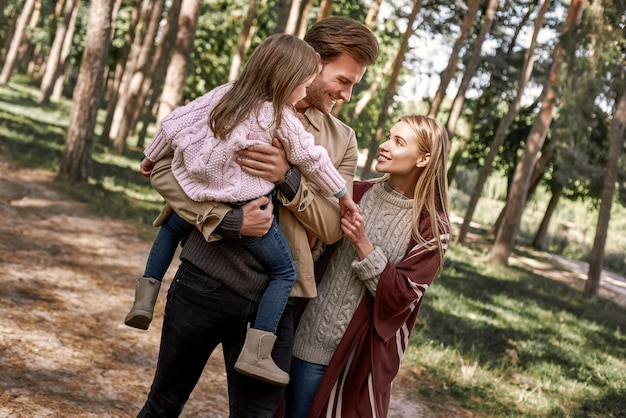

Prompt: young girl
[
  {"left": 124, "top": 33, "right": 358, "bottom": 386},
  {"left": 285, "top": 115, "right": 451, "bottom": 417}
]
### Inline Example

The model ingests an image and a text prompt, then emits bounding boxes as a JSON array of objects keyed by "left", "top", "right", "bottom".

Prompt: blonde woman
[{"left": 286, "top": 115, "right": 451, "bottom": 417}]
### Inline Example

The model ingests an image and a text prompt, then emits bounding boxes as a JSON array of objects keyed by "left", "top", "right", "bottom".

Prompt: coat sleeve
[
  {"left": 373, "top": 214, "right": 449, "bottom": 342},
  {"left": 277, "top": 129, "right": 358, "bottom": 245}
]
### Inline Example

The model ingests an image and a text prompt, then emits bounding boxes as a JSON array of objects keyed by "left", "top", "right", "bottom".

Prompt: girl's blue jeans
[
  {"left": 144, "top": 211, "right": 296, "bottom": 334},
  {"left": 143, "top": 210, "right": 193, "bottom": 281}
]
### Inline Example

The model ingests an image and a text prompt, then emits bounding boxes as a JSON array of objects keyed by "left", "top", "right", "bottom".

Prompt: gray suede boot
[
  {"left": 234, "top": 326, "right": 290, "bottom": 385},
  {"left": 124, "top": 277, "right": 161, "bottom": 330}
]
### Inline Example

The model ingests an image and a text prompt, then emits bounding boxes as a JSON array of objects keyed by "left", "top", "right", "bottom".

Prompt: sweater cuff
[
  {"left": 214, "top": 207, "right": 243, "bottom": 239},
  {"left": 276, "top": 166, "right": 301, "bottom": 202},
  {"left": 334, "top": 187, "right": 347, "bottom": 199},
  {"left": 351, "top": 246, "right": 387, "bottom": 281}
]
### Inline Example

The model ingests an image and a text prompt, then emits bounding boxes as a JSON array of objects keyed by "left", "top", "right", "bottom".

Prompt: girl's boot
[
  {"left": 234, "top": 326, "right": 290, "bottom": 385},
  {"left": 124, "top": 277, "right": 161, "bottom": 330}
]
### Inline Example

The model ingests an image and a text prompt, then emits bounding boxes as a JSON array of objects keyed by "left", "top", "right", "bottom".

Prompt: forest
[
  {"left": 1, "top": 0, "right": 625, "bottom": 294},
  {"left": 0, "top": 0, "right": 625, "bottom": 415}
]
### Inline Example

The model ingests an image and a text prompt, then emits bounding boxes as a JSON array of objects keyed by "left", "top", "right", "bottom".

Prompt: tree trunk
[
  {"left": 447, "top": 89, "right": 488, "bottom": 186},
  {"left": 457, "top": 0, "right": 549, "bottom": 244},
  {"left": 446, "top": 0, "right": 539, "bottom": 185},
  {"left": 39, "top": 0, "right": 80, "bottom": 104},
  {"left": 585, "top": 85, "right": 626, "bottom": 298},
  {"left": 295, "top": 0, "right": 314, "bottom": 38},
  {"left": 134, "top": 0, "right": 183, "bottom": 148},
  {"left": 51, "top": 0, "right": 81, "bottom": 101},
  {"left": 317, "top": 0, "right": 332, "bottom": 22},
  {"left": 58, "top": 0, "right": 114, "bottom": 182},
  {"left": 446, "top": 0, "right": 498, "bottom": 139},
  {"left": 112, "top": 0, "right": 166, "bottom": 154},
  {"left": 490, "top": 0, "right": 585, "bottom": 265},
  {"left": 16, "top": 0, "right": 41, "bottom": 73},
  {"left": 1, "top": 14, "right": 18, "bottom": 65},
  {"left": 99, "top": 0, "right": 142, "bottom": 145},
  {"left": 0, "top": 0, "right": 36, "bottom": 84},
  {"left": 361, "top": 0, "right": 421, "bottom": 180},
  {"left": 365, "top": 0, "right": 383, "bottom": 28},
  {"left": 128, "top": 0, "right": 182, "bottom": 143},
  {"left": 532, "top": 183, "right": 562, "bottom": 249},
  {"left": 284, "top": 0, "right": 302, "bottom": 35},
  {"left": 427, "top": 0, "right": 480, "bottom": 118},
  {"left": 157, "top": 0, "right": 201, "bottom": 124},
  {"left": 228, "top": 0, "right": 256, "bottom": 81},
  {"left": 274, "top": 0, "right": 292, "bottom": 33}
]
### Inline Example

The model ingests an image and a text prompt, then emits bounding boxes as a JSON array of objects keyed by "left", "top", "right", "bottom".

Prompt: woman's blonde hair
[
  {"left": 374, "top": 115, "right": 450, "bottom": 264},
  {"left": 405, "top": 115, "right": 450, "bottom": 265},
  {"left": 210, "top": 34, "right": 319, "bottom": 139}
]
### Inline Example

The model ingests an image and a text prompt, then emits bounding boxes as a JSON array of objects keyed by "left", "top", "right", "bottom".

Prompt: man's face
[{"left": 295, "top": 53, "right": 367, "bottom": 114}]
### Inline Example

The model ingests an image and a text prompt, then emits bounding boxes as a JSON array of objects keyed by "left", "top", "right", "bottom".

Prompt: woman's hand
[{"left": 341, "top": 212, "right": 374, "bottom": 260}]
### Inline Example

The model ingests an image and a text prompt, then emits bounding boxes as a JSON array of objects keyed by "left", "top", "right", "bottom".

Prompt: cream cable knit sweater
[
  {"left": 143, "top": 84, "right": 346, "bottom": 203},
  {"left": 293, "top": 182, "right": 414, "bottom": 365}
]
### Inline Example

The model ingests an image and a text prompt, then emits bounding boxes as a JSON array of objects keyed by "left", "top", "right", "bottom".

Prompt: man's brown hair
[{"left": 304, "top": 16, "right": 379, "bottom": 66}]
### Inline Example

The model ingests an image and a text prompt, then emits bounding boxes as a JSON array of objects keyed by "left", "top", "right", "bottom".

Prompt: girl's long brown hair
[{"left": 210, "top": 34, "right": 319, "bottom": 140}]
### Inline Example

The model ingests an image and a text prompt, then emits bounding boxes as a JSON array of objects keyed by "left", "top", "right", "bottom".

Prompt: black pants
[{"left": 138, "top": 261, "right": 293, "bottom": 417}]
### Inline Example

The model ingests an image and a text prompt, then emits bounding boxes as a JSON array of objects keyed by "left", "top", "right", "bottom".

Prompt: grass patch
[
  {"left": 407, "top": 245, "right": 626, "bottom": 417},
  {"left": 1, "top": 79, "right": 625, "bottom": 417},
  {"left": 0, "top": 81, "right": 163, "bottom": 237}
]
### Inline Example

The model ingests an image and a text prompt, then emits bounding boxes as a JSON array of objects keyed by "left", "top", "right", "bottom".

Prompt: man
[{"left": 137, "top": 16, "right": 378, "bottom": 417}]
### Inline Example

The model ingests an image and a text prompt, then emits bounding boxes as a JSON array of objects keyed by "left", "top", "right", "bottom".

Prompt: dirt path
[{"left": 2, "top": 157, "right": 475, "bottom": 417}]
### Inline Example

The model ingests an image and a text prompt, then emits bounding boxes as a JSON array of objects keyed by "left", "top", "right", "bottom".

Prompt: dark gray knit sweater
[{"left": 178, "top": 167, "right": 302, "bottom": 302}]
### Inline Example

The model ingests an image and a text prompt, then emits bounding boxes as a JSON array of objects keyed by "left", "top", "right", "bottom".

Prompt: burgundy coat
[{"left": 307, "top": 181, "right": 449, "bottom": 418}]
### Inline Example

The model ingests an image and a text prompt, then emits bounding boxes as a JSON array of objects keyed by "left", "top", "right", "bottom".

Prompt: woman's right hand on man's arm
[{"left": 240, "top": 196, "right": 274, "bottom": 237}]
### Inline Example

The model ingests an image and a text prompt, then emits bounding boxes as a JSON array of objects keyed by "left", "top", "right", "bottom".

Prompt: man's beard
[{"left": 305, "top": 79, "right": 332, "bottom": 114}]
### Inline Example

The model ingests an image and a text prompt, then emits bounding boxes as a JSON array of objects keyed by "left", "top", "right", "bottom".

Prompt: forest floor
[{"left": 0, "top": 154, "right": 624, "bottom": 417}]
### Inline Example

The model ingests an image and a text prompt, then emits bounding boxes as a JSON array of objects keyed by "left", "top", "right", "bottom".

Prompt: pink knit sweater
[{"left": 144, "top": 84, "right": 346, "bottom": 203}]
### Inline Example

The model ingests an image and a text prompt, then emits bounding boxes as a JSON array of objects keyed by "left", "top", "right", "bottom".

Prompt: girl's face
[
  {"left": 376, "top": 121, "right": 427, "bottom": 175},
  {"left": 289, "top": 73, "right": 318, "bottom": 106}
]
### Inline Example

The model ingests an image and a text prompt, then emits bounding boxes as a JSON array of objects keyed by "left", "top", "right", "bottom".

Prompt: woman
[{"left": 285, "top": 115, "right": 451, "bottom": 417}]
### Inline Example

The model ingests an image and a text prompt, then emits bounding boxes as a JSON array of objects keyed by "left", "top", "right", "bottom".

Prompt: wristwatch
[{"left": 282, "top": 166, "right": 294, "bottom": 183}]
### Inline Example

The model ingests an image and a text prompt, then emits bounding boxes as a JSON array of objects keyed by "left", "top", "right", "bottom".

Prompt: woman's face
[{"left": 375, "top": 121, "right": 423, "bottom": 175}]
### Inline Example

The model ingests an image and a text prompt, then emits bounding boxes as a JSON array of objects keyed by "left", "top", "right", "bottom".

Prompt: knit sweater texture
[
  {"left": 143, "top": 84, "right": 346, "bottom": 203},
  {"left": 293, "top": 182, "right": 413, "bottom": 365}
]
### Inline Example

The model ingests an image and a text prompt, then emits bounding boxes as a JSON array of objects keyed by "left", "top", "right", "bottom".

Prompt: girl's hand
[
  {"left": 338, "top": 195, "right": 360, "bottom": 222},
  {"left": 140, "top": 158, "right": 155, "bottom": 177},
  {"left": 341, "top": 211, "right": 374, "bottom": 260}
]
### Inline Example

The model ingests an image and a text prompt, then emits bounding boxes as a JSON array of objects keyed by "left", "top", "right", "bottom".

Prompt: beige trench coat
[{"left": 149, "top": 106, "right": 358, "bottom": 298}]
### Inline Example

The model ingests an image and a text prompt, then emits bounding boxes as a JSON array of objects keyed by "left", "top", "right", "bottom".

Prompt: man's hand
[
  {"left": 237, "top": 138, "right": 290, "bottom": 183},
  {"left": 240, "top": 196, "right": 274, "bottom": 237}
]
